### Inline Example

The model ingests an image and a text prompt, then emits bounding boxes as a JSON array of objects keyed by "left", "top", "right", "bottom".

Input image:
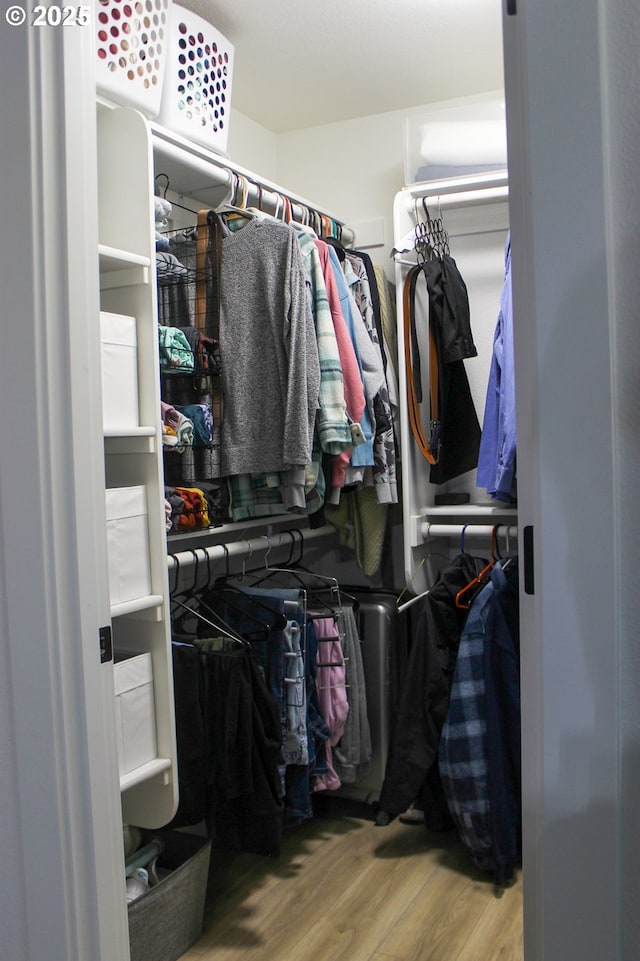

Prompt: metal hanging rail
[
  {"left": 400, "top": 171, "right": 509, "bottom": 209},
  {"left": 422, "top": 522, "right": 518, "bottom": 541},
  {"left": 151, "top": 123, "right": 355, "bottom": 244},
  {"left": 167, "top": 524, "right": 336, "bottom": 573}
]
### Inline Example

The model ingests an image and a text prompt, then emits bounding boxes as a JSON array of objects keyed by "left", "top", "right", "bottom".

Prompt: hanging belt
[
  {"left": 403, "top": 263, "right": 441, "bottom": 465},
  {"left": 196, "top": 209, "right": 224, "bottom": 427}
]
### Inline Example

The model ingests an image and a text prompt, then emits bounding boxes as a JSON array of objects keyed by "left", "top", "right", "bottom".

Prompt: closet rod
[
  {"left": 152, "top": 133, "right": 355, "bottom": 245},
  {"left": 167, "top": 525, "right": 336, "bottom": 572},
  {"left": 422, "top": 523, "right": 518, "bottom": 540},
  {"left": 404, "top": 170, "right": 508, "bottom": 197},
  {"left": 402, "top": 178, "right": 509, "bottom": 214}
]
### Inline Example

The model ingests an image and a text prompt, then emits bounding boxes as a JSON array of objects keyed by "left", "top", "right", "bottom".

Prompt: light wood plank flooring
[{"left": 180, "top": 799, "right": 523, "bottom": 961}]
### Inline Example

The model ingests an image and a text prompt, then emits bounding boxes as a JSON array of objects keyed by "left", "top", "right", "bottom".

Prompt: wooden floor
[{"left": 181, "top": 798, "right": 523, "bottom": 961}]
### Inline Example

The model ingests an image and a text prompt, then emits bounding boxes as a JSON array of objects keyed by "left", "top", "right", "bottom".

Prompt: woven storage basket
[{"left": 127, "top": 832, "right": 211, "bottom": 961}]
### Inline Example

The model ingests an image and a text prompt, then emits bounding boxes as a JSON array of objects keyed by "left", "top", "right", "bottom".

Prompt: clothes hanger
[
  {"left": 195, "top": 586, "right": 285, "bottom": 637},
  {"left": 221, "top": 532, "right": 343, "bottom": 627},
  {"left": 169, "top": 549, "right": 230, "bottom": 638},
  {"left": 395, "top": 526, "right": 452, "bottom": 612},
  {"left": 455, "top": 525, "right": 500, "bottom": 610},
  {"left": 235, "top": 533, "right": 316, "bottom": 595},
  {"left": 187, "top": 544, "right": 288, "bottom": 632},
  {"left": 169, "top": 549, "right": 207, "bottom": 604},
  {"left": 282, "top": 529, "right": 343, "bottom": 594},
  {"left": 215, "top": 172, "right": 257, "bottom": 229},
  {"left": 200, "top": 580, "right": 288, "bottom": 633},
  {"left": 170, "top": 549, "right": 268, "bottom": 646},
  {"left": 244, "top": 184, "right": 277, "bottom": 222},
  {"left": 459, "top": 523, "right": 469, "bottom": 555},
  {"left": 412, "top": 197, "right": 450, "bottom": 263},
  {"left": 216, "top": 203, "right": 257, "bottom": 228},
  {"left": 245, "top": 531, "right": 342, "bottom": 619},
  {"left": 278, "top": 527, "right": 361, "bottom": 612},
  {"left": 171, "top": 596, "right": 251, "bottom": 649},
  {"left": 169, "top": 552, "right": 181, "bottom": 596},
  {"left": 289, "top": 219, "right": 317, "bottom": 236},
  {"left": 204, "top": 539, "right": 293, "bottom": 622},
  {"left": 287, "top": 204, "right": 317, "bottom": 235}
]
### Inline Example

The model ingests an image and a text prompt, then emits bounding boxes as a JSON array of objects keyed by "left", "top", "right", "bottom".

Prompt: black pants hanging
[{"left": 169, "top": 640, "right": 284, "bottom": 857}]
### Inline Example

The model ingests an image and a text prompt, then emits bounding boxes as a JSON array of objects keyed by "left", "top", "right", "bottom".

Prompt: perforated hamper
[
  {"left": 158, "top": 3, "right": 234, "bottom": 154},
  {"left": 95, "top": 0, "right": 173, "bottom": 118}
]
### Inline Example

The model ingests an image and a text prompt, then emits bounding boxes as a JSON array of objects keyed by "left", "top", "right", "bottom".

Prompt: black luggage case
[{"left": 334, "top": 589, "right": 409, "bottom": 805}]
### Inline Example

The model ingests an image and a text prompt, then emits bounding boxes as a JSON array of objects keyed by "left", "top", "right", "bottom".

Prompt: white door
[{"left": 502, "top": 1, "right": 639, "bottom": 958}]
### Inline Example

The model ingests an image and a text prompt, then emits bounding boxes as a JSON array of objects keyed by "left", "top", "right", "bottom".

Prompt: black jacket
[
  {"left": 409, "top": 258, "right": 482, "bottom": 485},
  {"left": 376, "top": 553, "right": 486, "bottom": 828}
]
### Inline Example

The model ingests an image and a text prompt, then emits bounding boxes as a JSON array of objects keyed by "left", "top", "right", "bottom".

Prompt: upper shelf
[
  {"left": 99, "top": 244, "right": 151, "bottom": 272},
  {"left": 96, "top": 99, "right": 355, "bottom": 250},
  {"left": 420, "top": 504, "right": 517, "bottom": 519},
  {"left": 99, "top": 244, "right": 152, "bottom": 289}
]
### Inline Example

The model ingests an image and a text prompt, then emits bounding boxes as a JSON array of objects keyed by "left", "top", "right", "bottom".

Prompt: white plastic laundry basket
[
  {"left": 96, "top": 0, "right": 173, "bottom": 118},
  {"left": 158, "top": 3, "right": 234, "bottom": 155}
]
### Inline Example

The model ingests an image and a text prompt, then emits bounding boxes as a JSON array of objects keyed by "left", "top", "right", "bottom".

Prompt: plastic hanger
[{"left": 455, "top": 525, "right": 501, "bottom": 610}]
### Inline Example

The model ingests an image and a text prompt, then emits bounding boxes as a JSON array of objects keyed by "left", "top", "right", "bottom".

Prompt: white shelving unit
[
  {"left": 393, "top": 175, "right": 513, "bottom": 593},
  {"left": 91, "top": 103, "right": 356, "bottom": 833},
  {"left": 97, "top": 106, "right": 177, "bottom": 829}
]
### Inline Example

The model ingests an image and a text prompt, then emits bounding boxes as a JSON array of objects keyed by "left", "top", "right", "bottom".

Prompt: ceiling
[{"left": 177, "top": 0, "right": 505, "bottom": 134}]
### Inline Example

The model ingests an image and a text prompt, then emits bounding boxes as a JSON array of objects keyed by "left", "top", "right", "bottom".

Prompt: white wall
[
  {"left": 275, "top": 107, "right": 407, "bottom": 276},
  {"left": 227, "top": 107, "right": 279, "bottom": 181},
  {"left": 272, "top": 93, "right": 504, "bottom": 280},
  {"left": 226, "top": 95, "right": 506, "bottom": 282}
]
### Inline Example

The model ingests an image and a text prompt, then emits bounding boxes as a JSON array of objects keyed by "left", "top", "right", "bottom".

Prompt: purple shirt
[{"left": 477, "top": 234, "right": 517, "bottom": 503}]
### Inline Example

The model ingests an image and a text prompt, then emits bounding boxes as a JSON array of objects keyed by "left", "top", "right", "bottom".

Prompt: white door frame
[{"left": 0, "top": 23, "right": 130, "bottom": 961}]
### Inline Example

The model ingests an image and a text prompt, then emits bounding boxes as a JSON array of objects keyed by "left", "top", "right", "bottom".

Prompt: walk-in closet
[{"left": 2, "top": 2, "right": 639, "bottom": 961}]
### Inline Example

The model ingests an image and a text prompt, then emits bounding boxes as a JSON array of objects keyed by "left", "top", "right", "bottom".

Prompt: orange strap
[{"left": 403, "top": 265, "right": 440, "bottom": 465}]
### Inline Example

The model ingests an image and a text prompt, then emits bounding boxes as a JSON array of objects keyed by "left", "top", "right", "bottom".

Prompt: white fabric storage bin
[
  {"left": 100, "top": 311, "right": 139, "bottom": 431},
  {"left": 95, "top": 0, "right": 173, "bottom": 118},
  {"left": 158, "top": 3, "right": 234, "bottom": 155},
  {"left": 106, "top": 486, "right": 152, "bottom": 606},
  {"left": 114, "top": 652, "right": 157, "bottom": 776}
]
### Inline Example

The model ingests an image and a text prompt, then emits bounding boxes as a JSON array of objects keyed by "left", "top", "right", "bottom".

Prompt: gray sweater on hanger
[{"left": 219, "top": 218, "right": 321, "bottom": 486}]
